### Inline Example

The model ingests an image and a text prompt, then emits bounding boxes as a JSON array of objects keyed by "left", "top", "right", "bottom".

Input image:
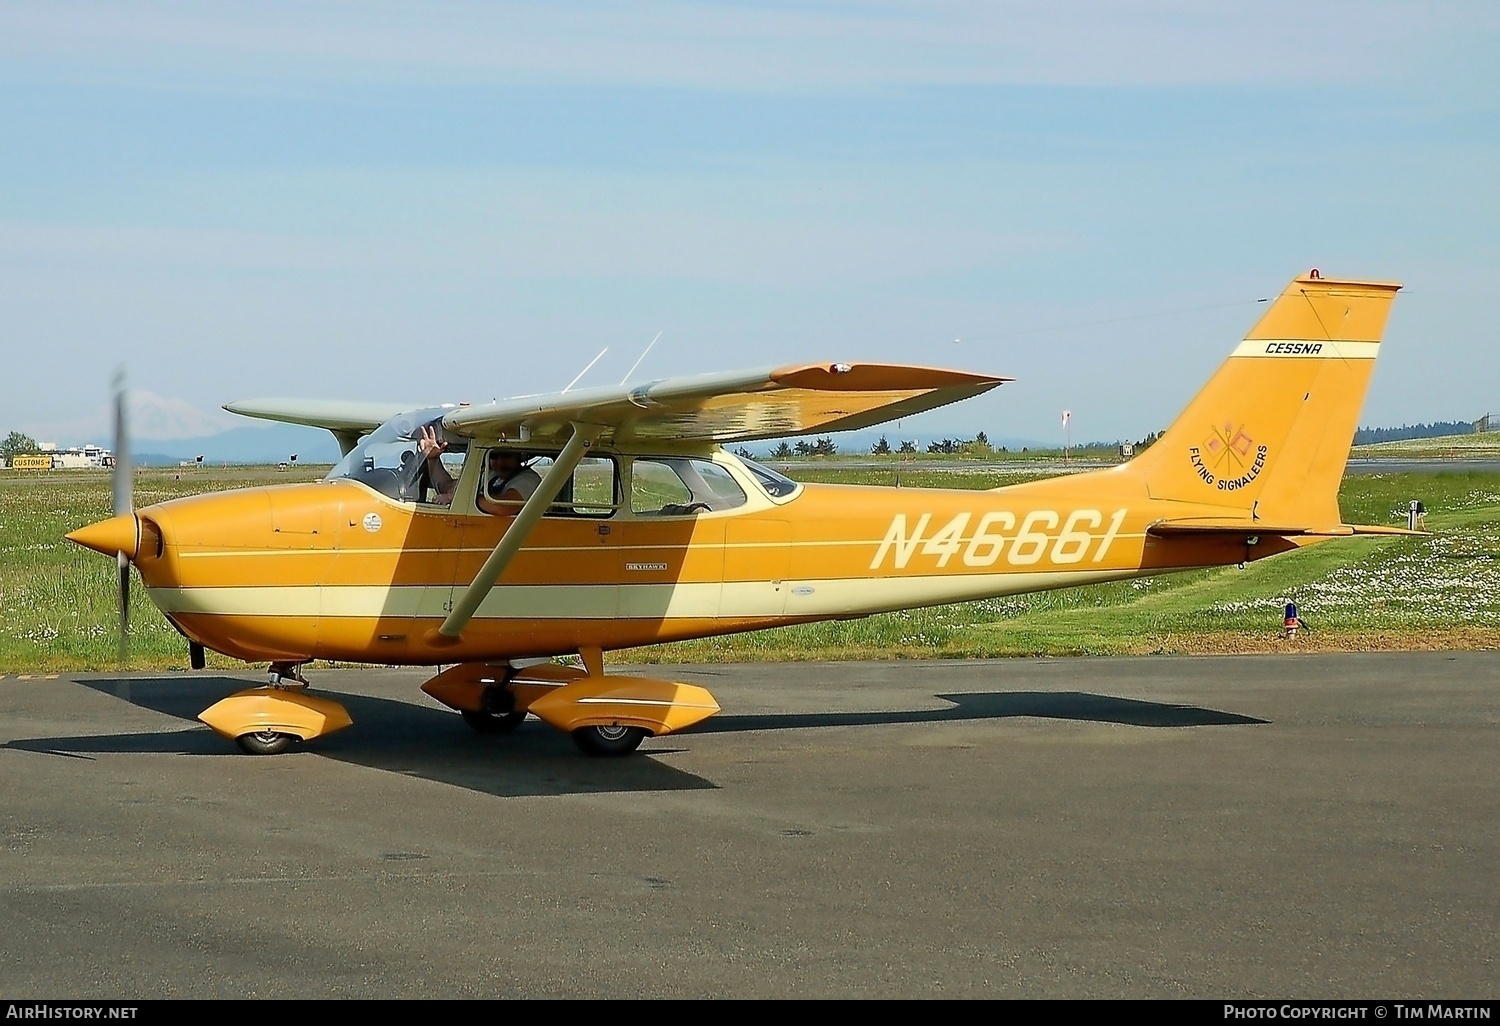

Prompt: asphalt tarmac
[{"left": 1, "top": 653, "right": 1496, "bottom": 999}]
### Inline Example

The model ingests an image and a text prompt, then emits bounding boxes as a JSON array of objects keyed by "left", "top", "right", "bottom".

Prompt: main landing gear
[
  {"left": 457, "top": 692, "right": 652, "bottom": 756},
  {"left": 436, "top": 666, "right": 649, "bottom": 755},
  {"left": 420, "top": 659, "right": 719, "bottom": 757},
  {"left": 459, "top": 679, "right": 528, "bottom": 735},
  {"left": 571, "top": 723, "right": 651, "bottom": 757}
]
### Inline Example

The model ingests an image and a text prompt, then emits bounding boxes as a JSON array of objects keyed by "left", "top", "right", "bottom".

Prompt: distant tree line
[
  {"left": 749, "top": 421, "right": 1477, "bottom": 461},
  {"left": 1353, "top": 422, "right": 1475, "bottom": 444},
  {"left": 868, "top": 431, "right": 999, "bottom": 456},
  {"left": 766, "top": 437, "right": 840, "bottom": 458}
]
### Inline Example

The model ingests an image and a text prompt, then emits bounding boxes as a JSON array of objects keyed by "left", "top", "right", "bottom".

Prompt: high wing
[
  {"left": 440, "top": 362, "right": 1010, "bottom": 446},
  {"left": 223, "top": 362, "right": 1009, "bottom": 452},
  {"left": 222, "top": 398, "right": 436, "bottom": 455}
]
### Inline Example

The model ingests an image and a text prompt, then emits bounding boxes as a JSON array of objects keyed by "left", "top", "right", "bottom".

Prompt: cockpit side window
[
  {"left": 325, "top": 408, "right": 467, "bottom": 504},
  {"left": 479, "top": 451, "right": 619, "bottom": 518}
]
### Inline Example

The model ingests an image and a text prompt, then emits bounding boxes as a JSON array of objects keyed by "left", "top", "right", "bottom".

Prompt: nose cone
[{"left": 67, "top": 514, "right": 140, "bottom": 559}]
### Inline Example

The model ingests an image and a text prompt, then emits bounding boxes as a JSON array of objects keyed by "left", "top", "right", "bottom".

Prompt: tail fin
[{"left": 1129, "top": 270, "right": 1401, "bottom": 528}]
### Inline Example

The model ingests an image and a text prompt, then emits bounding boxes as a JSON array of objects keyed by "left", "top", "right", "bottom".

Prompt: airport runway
[{"left": 1, "top": 653, "right": 1496, "bottom": 999}]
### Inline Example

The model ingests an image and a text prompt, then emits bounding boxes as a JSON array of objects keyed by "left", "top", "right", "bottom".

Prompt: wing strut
[{"left": 437, "top": 422, "right": 604, "bottom": 639}]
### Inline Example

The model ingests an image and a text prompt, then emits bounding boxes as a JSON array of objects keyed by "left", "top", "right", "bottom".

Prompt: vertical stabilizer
[{"left": 1128, "top": 271, "right": 1401, "bottom": 527}]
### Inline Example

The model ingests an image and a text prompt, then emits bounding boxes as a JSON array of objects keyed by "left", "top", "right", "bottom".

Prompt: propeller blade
[
  {"left": 117, "top": 549, "right": 130, "bottom": 668},
  {"left": 112, "top": 366, "right": 132, "bottom": 669},
  {"left": 112, "top": 366, "right": 132, "bottom": 516}
]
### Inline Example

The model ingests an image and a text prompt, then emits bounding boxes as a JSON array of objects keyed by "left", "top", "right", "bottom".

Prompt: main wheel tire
[
  {"left": 461, "top": 709, "right": 527, "bottom": 734},
  {"left": 572, "top": 723, "right": 648, "bottom": 757},
  {"left": 236, "top": 730, "right": 295, "bottom": 755}
]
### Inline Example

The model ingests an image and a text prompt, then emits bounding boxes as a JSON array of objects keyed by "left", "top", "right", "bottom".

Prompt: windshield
[
  {"left": 735, "top": 455, "right": 800, "bottom": 498},
  {"left": 326, "top": 407, "right": 463, "bottom": 503}
]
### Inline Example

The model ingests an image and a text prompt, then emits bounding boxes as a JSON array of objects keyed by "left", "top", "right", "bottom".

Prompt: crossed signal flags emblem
[{"left": 1204, "top": 423, "right": 1256, "bottom": 474}]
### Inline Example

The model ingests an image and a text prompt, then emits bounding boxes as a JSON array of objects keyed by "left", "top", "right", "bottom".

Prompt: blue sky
[{"left": 2, "top": 1, "right": 1496, "bottom": 450}]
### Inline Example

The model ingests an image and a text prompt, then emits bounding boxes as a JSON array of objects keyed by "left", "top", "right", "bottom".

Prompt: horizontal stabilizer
[
  {"left": 1148, "top": 518, "right": 1425, "bottom": 538},
  {"left": 1343, "top": 523, "right": 1429, "bottom": 537}
]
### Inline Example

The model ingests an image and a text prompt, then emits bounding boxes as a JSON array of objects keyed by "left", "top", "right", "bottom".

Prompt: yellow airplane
[{"left": 68, "top": 270, "right": 1414, "bottom": 757}]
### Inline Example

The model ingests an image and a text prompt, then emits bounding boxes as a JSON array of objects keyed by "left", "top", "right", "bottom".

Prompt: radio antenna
[
  {"left": 562, "top": 346, "right": 609, "bottom": 393},
  {"left": 621, "top": 331, "right": 662, "bottom": 385}
]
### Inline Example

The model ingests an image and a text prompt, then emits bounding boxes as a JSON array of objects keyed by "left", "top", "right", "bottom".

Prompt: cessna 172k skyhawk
[{"left": 68, "top": 270, "right": 1413, "bottom": 757}]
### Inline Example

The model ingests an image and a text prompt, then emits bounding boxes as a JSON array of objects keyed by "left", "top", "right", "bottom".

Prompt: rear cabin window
[{"left": 630, "top": 458, "right": 748, "bottom": 516}]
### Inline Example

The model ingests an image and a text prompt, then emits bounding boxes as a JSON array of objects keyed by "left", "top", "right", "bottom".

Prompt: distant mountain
[
  {"left": 19, "top": 390, "right": 341, "bottom": 466},
  {"left": 136, "top": 423, "right": 342, "bottom": 466},
  {"left": 25, "top": 389, "right": 244, "bottom": 445}
]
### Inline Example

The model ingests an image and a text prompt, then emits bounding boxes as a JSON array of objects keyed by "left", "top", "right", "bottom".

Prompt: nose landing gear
[{"left": 198, "top": 663, "right": 353, "bottom": 755}]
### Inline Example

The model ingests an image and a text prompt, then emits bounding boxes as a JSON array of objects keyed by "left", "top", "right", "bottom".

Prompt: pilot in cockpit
[
  {"left": 417, "top": 424, "right": 460, "bottom": 506},
  {"left": 480, "top": 448, "right": 542, "bottom": 514}
]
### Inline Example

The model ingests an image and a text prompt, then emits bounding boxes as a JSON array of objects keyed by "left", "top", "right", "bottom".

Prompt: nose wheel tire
[
  {"left": 461, "top": 709, "right": 527, "bottom": 734},
  {"left": 572, "top": 724, "right": 649, "bottom": 757},
  {"left": 236, "top": 730, "right": 296, "bottom": 756}
]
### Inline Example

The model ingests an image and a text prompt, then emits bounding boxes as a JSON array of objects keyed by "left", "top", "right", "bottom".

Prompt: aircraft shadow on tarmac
[
  {"left": 7, "top": 677, "right": 713, "bottom": 799},
  {"left": 695, "top": 691, "right": 1268, "bottom": 733},
  {"left": 4, "top": 677, "right": 1265, "bottom": 799}
]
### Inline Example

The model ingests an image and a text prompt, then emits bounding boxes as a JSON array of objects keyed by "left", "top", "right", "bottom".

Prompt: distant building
[
  {"left": 1476, "top": 414, "right": 1496, "bottom": 434},
  {"left": 23, "top": 444, "right": 112, "bottom": 469}
]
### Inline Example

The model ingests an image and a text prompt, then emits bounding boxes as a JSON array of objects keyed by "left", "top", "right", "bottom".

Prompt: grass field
[{"left": 2, "top": 463, "right": 1497, "bottom": 672}]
